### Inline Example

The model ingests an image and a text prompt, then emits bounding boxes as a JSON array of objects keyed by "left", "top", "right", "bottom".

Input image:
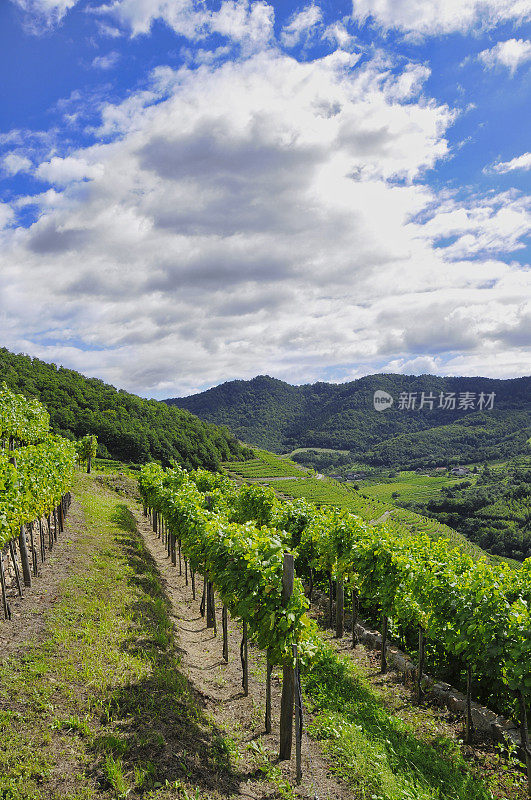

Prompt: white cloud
[
  {"left": 477, "top": 38, "right": 531, "bottom": 73},
  {"left": 323, "top": 22, "right": 356, "bottom": 49},
  {"left": 1, "top": 48, "right": 529, "bottom": 396},
  {"left": 489, "top": 151, "right": 531, "bottom": 173},
  {"left": 35, "top": 155, "right": 105, "bottom": 185},
  {"left": 10, "top": 0, "right": 79, "bottom": 27},
  {"left": 280, "top": 4, "right": 322, "bottom": 48},
  {"left": 93, "top": 0, "right": 274, "bottom": 50},
  {"left": 350, "top": 0, "right": 531, "bottom": 37},
  {"left": 2, "top": 153, "right": 32, "bottom": 175},
  {"left": 92, "top": 50, "right": 121, "bottom": 70}
]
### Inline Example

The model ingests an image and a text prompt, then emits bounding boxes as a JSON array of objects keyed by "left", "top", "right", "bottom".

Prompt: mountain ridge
[{"left": 165, "top": 373, "right": 531, "bottom": 467}]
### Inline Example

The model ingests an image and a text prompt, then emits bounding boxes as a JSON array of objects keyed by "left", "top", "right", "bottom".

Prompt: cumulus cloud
[
  {"left": 1, "top": 45, "right": 529, "bottom": 396},
  {"left": 280, "top": 4, "right": 322, "bottom": 48},
  {"left": 489, "top": 151, "right": 531, "bottom": 173},
  {"left": 477, "top": 38, "right": 531, "bottom": 73},
  {"left": 350, "top": 0, "right": 531, "bottom": 37},
  {"left": 2, "top": 153, "right": 32, "bottom": 175},
  {"left": 10, "top": 0, "right": 79, "bottom": 27},
  {"left": 35, "top": 155, "right": 105, "bottom": 185},
  {"left": 93, "top": 0, "right": 275, "bottom": 51}
]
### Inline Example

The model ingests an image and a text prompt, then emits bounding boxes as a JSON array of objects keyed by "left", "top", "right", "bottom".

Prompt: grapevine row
[
  {"left": 0, "top": 383, "right": 50, "bottom": 446},
  {"left": 140, "top": 465, "right": 531, "bottom": 788}
]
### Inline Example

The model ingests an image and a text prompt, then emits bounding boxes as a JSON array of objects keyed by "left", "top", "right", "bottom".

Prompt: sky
[{"left": 0, "top": 0, "right": 530, "bottom": 399}]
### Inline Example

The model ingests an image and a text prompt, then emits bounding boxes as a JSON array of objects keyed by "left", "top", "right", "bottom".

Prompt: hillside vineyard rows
[
  {"left": 0, "top": 384, "right": 75, "bottom": 618},
  {"left": 138, "top": 462, "right": 531, "bottom": 794},
  {"left": 224, "top": 453, "right": 508, "bottom": 564}
]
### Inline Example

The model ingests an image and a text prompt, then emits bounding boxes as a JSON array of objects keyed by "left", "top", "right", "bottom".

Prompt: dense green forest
[
  {"left": 0, "top": 348, "right": 251, "bottom": 469},
  {"left": 406, "top": 458, "right": 531, "bottom": 561},
  {"left": 166, "top": 373, "right": 531, "bottom": 467}
]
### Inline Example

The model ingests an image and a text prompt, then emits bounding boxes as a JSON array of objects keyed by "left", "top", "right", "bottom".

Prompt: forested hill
[
  {"left": 0, "top": 348, "right": 250, "bottom": 469},
  {"left": 166, "top": 373, "right": 531, "bottom": 467}
]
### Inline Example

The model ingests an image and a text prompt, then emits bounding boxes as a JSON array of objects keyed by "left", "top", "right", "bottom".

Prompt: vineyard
[
  {"left": 222, "top": 449, "right": 307, "bottom": 479},
  {"left": 0, "top": 383, "right": 76, "bottom": 619},
  {"left": 362, "top": 470, "right": 476, "bottom": 504},
  {"left": 223, "top": 451, "right": 503, "bottom": 563},
  {"left": 139, "top": 462, "right": 531, "bottom": 796},
  {"left": 2, "top": 393, "right": 530, "bottom": 799}
]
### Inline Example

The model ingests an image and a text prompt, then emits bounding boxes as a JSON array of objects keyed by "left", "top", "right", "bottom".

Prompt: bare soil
[{"left": 0, "top": 492, "right": 87, "bottom": 662}]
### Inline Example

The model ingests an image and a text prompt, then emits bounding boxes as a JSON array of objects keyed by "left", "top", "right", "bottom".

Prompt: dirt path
[
  {"left": 133, "top": 506, "right": 352, "bottom": 800},
  {"left": 0, "top": 481, "right": 88, "bottom": 662}
]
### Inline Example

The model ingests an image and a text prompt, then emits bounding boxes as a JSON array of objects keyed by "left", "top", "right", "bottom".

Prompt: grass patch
[
  {"left": 304, "top": 646, "right": 496, "bottom": 800},
  {"left": 0, "top": 474, "right": 237, "bottom": 799}
]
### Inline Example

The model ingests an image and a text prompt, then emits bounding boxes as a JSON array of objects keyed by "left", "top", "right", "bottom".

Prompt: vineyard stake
[
  {"left": 47, "top": 515, "right": 53, "bottom": 550},
  {"left": 265, "top": 656, "right": 272, "bottom": 733},
  {"left": 200, "top": 578, "right": 206, "bottom": 617},
  {"left": 9, "top": 540, "right": 23, "bottom": 597},
  {"left": 417, "top": 627, "right": 426, "bottom": 702},
  {"left": 294, "top": 644, "right": 302, "bottom": 783},
  {"left": 178, "top": 540, "right": 182, "bottom": 574},
  {"left": 191, "top": 571, "right": 196, "bottom": 600},
  {"left": 39, "top": 518, "right": 45, "bottom": 563},
  {"left": 18, "top": 525, "right": 32, "bottom": 588},
  {"left": 351, "top": 588, "right": 359, "bottom": 647},
  {"left": 280, "top": 552, "right": 295, "bottom": 760},
  {"left": 335, "top": 576, "right": 344, "bottom": 638},
  {"left": 211, "top": 584, "right": 217, "bottom": 635},
  {"left": 206, "top": 580, "right": 214, "bottom": 628},
  {"left": 327, "top": 572, "right": 333, "bottom": 628},
  {"left": 29, "top": 522, "right": 38, "bottom": 577},
  {"left": 53, "top": 508, "right": 58, "bottom": 541},
  {"left": 241, "top": 621, "right": 249, "bottom": 696},
  {"left": 0, "top": 550, "right": 11, "bottom": 620},
  {"left": 222, "top": 604, "right": 229, "bottom": 662},
  {"left": 380, "top": 614, "right": 388, "bottom": 674},
  {"left": 465, "top": 665, "right": 474, "bottom": 744}
]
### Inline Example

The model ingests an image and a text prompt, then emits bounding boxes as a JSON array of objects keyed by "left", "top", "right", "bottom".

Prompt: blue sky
[{"left": 0, "top": 0, "right": 529, "bottom": 397}]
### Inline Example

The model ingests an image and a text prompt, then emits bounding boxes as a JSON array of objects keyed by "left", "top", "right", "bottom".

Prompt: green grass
[
  {"left": 0, "top": 474, "right": 236, "bottom": 800},
  {"left": 222, "top": 448, "right": 307, "bottom": 479},
  {"left": 304, "top": 647, "right": 500, "bottom": 800},
  {"left": 362, "top": 471, "right": 477, "bottom": 504}
]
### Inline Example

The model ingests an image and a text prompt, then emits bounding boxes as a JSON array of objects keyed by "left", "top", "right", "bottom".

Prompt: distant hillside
[
  {"left": 0, "top": 348, "right": 250, "bottom": 470},
  {"left": 166, "top": 373, "right": 531, "bottom": 468}
]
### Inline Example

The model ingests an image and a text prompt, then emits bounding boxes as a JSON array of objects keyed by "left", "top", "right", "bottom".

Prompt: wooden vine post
[
  {"left": 465, "top": 665, "right": 474, "bottom": 744},
  {"left": 351, "top": 587, "right": 358, "bottom": 647},
  {"left": 265, "top": 654, "right": 273, "bottom": 734},
  {"left": 206, "top": 580, "right": 215, "bottom": 628},
  {"left": 280, "top": 552, "right": 295, "bottom": 760},
  {"left": 335, "top": 575, "right": 344, "bottom": 638},
  {"left": 327, "top": 572, "right": 333, "bottom": 628},
  {"left": 18, "top": 526, "right": 32, "bottom": 588},
  {"left": 294, "top": 643, "right": 302, "bottom": 783},
  {"left": 222, "top": 605, "right": 229, "bottom": 662},
  {"left": 9, "top": 541, "right": 22, "bottom": 597},
  {"left": 380, "top": 614, "right": 388, "bottom": 674},
  {"left": 241, "top": 621, "right": 249, "bottom": 696},
  {"left": 416, "top": 627, "right": 426, "bottom": 702},
  {"left": 0, "top": 550, "right": 11, "bottom": 620}
]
